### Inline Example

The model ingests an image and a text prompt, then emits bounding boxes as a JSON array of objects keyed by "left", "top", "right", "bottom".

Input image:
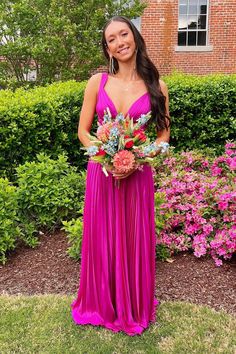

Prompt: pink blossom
[
  {"left": 203, "top": 224, "right": 213, "bottom": 235},
  {"left": 214, "top": 258, "right": 223, "bottom": 267},
  {"left": 96, "top": 122, "right": 112, "bottom": 142},
  {"left": 113, "top": 150, "right": 135, "bottom": 174},
  {"left": 225, "top": 142, "right": 235, "bottom": 149},
  {"left": 211, "top": 166, "right": 222, "bottom": 176},
  {"left": 155, "top": 145, "right": 236, "bottom": 266},
  {"left": 229, "top": 157, "right": 236, "bottom": 170},
  {"left": 218, "top": 201, "right": 228, "bottom": 210}
]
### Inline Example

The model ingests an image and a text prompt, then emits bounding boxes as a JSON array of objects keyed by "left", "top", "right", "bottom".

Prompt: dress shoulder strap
[{"left": 98, "top": 72, "right": 108, "bottom": 93}]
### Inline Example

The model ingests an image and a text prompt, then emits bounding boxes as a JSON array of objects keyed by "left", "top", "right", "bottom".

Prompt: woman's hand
[
  {"left": 112, "top": 165, "right": 138, "bottom": 180},
  {"left": 147, "top": 150, "right": 160, "bottom": 158}
]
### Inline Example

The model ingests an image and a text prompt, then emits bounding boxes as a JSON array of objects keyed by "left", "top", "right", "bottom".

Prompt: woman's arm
[
  {"left": 146, "top": 79, "right": 170, "bottom": 158},
  {"left": 78, "top": 73, "right": 101, "bottom": 147},
  {"left": 155, "top": 79, "right": 170, "bottom": 144}
]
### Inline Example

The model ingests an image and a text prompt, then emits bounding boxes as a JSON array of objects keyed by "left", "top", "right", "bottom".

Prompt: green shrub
[
  {"left": 0, "top": 178, "right": 21, "bottom": 264},
  {"left": 1, "top": 74, "right": 235, "bottom": 178},
  {"left": 155, "top": 191, "right": 172, "bottom": 261},
  {"left": 165, "top": 73, "right": 236, "bottom": 153},
  {"left": 0, "top": 80, "right": 86, "bottom": 178},
  {"left": 62, "top": 217, "right": 83, "bottom": 260},
  {"left": 16, "top": 154, "right": 86, "bottom": 246}
]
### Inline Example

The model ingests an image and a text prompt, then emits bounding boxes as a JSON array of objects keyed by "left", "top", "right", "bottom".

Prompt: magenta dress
[{"left": 71, "top": 73, "right": 159, "bottom": 336}]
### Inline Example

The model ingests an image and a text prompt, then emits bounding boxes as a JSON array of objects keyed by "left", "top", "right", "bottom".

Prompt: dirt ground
[{"left": 0, "top": 231, "right": 235, "bottom": 315}]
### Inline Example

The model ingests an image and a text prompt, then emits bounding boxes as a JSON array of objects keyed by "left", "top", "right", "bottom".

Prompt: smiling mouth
[{"left": 117, "top": 47, "right": 129, "bottom": 54}]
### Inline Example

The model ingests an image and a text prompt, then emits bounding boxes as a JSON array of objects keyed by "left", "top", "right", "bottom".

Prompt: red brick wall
[{"left": 141, "top": 0, "right": 236, "bottom": 76}]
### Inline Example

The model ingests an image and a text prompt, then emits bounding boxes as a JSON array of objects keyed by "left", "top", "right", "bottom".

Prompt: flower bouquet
[{"left": 83, "top": 108, "right": 169, "bottom": 186}]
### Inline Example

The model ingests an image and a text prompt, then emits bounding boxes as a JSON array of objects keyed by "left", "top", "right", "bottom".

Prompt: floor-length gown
[{"left": 71, "top": 72, "right": 159, "bottom": 336}]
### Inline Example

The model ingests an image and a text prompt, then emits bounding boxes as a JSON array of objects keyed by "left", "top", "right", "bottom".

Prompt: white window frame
[{"left": 175, "top": 0, "right": 213, "bottom": 52}]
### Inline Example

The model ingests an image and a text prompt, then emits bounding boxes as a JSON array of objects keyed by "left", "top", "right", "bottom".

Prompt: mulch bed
[{"left": 0, "top": 231, "right": 235, "bottom": 315}]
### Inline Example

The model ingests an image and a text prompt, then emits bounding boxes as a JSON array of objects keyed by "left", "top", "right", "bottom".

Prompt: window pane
[
  {"left": 179, "top": 4, "right": 188, "bottom": 15},
  {"left": 179, "top": 0, "right": 187, "bottom": 5},
  {"left": 188, "top": 31, "right": 197, "bottom": 45},
  {"left": 189, "top": 0, "right": 198, "bottom": 14},
  {"left": 178, "top": 31, "right": 187, "bottom": 46},
  {"left": 199, "top": 0, "right": 207, "bottom": 14},
  {"left": 199, "top": 5, "right": 207, "bottom": 14},
  {"left": 188, "top": 15, "right": 198, "bottom": 29},
  {"left": 198, "top": 15, "right": 206, "bottom": 29},
  {"left": 197, "top": 31, "right": 206, "bottom": 45},
  {"left": 131, "top": 17, "right": 141, "bottom": 31},
  {"left": 179, "top": 15, "right": 188, "bottom": 30}
]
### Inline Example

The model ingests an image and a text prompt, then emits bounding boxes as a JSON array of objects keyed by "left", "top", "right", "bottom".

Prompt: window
[
  {"left": 178, "top": 0, "right": 209, "bottom": 46},
  {"left": 132, "top": 17, "right": 141, "bottom": 32}
]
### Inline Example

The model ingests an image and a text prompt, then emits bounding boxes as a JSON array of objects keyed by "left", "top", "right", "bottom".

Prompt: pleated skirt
[{"left": 71, "top": 161, "right": 159, "bottom": 336}]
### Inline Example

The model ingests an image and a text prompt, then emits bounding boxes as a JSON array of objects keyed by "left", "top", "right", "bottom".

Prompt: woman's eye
[
  {"left": 122, "top": 32, "right": 128, "bottom": 36},
  {"left": 108, "top": 38, "right": 114, "bottom": 43}
]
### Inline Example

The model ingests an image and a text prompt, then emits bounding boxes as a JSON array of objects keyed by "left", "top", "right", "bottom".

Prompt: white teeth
[{"left": 118, "top": 47, "right": 129, "bottom": 53}]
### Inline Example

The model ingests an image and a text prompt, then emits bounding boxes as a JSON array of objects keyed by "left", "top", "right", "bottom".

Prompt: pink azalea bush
[{"left": 154, "top": 142, "right": 236, "bottom": 266}]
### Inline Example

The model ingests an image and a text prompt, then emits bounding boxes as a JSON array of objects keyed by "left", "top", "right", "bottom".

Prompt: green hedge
[
  {"left": 0, "top": 154, "right": 86, "bottom": 264},
  {"left": 0, "top": 73, "right": 235, "bottom": 178},
  {"left": 164, "top": 73, "right": 236, "bottom": 152},
  {"left": 0, "top": 81, "right": 86, "bottom": 178},
  {"left": 0, "top": 178, "right": 21, "bottom": 264}
]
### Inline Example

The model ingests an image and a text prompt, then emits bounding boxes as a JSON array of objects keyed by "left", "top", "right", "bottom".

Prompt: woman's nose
[{"left": 117, "top": 36, "right": 124, "bottom": 47}]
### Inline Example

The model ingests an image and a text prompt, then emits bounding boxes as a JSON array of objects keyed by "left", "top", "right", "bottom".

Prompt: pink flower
[
  {"left": 218, "top": 201, "right": 228, "bottom": 210},
  {"left": 229, "top": 157, "right": 236, "bottom": 170},
  {"left": 223, "top": 215, "right": 230, "bottom": 222},
  {"left": 97, "top": 122, "right": 112, "bottom": 142},
  {"left": 113, "top": 150, "right": 136, "bottom": 174},
  {"left": 211, "top": 166, "right": 222, "bottom": 176},
  {"left": 215, "top": 258, "right": 223, "bottom": 267},
  {"left": 225, "top": 142, "right": 235, "bottom": 149},
  {"left": 225, "top": 149, "right": 234, "bottom": 157},
  {"left": 203, "top": 224, "right": 213, "bottom": 235}
]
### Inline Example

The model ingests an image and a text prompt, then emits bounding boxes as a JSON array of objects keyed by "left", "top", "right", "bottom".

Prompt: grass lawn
[{"left": 0, "top": 294, "right": 235, "bottom": 354}]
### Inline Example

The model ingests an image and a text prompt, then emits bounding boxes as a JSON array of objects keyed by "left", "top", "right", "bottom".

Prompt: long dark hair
[{"left": 102, "top": 16, "right": 170, "bottom": 131}]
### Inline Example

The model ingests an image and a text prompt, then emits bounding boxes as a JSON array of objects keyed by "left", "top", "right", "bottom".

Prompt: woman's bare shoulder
[
  {"left": 159, "top": 79, "right": 168, "bottom": 90},
  {"left": 86, "top": 72, "right": 104, "bottom": 93},
  {"left": 159, "top": 79, "right": 168, "bottom": 96}
]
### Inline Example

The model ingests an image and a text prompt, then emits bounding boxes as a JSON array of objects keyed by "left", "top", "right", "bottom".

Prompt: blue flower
[
  {"left": 103, "top": 140, "right": 118, "bottom": 156},
  {"left": 109, "top": 127, "right": 120, "bottom": 138},
  {"left": 143, "top": 142, "right": 169, "bottom": 155},
  {"left": 115, "top": 113, "right": 125, "bottom": 123},
  {"left": 137, "top": 113, "right": 151, "bottom": 126},
  {"left": 87, "top": 145, "right": 99, "bottom": 156},
  {"left": 103, "top": 113, "right": 111, "bottom": 124}
]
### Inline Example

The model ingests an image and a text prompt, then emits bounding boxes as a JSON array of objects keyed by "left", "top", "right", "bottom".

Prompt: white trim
[{"left": 175, "top": 45, "right": 213, "bottom": 51}]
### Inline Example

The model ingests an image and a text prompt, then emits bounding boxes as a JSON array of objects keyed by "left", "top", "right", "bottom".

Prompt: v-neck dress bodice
[
  {"left": 96, "top": 72, "right": 151, "bottom": 123},
  {"left": 71, "top": 72, "right": 158, "bottom": 337}
]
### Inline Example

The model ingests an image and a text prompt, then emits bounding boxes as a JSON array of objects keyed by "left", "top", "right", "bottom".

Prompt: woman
[{"left": 71, "top": 15, "right": 170, "bottom": 336}]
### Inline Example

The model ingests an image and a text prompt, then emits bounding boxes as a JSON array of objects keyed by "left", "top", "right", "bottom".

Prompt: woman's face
[{"left": 104, "top": 21, "right": 136, "bottom": 62}]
